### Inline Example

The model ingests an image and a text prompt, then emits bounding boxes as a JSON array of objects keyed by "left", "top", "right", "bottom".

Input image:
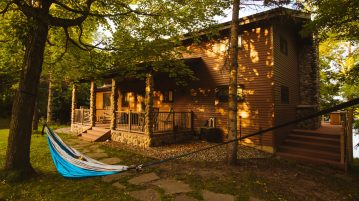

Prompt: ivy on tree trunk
[
  {"left": 5, "top": 17, "right": 49, "bottom": 178},
  {"left": 227, "top": 0, "right": 240, "bottom": 165}
]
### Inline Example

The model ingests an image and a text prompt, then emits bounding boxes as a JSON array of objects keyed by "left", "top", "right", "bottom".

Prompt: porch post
[
  {"left": 90, "top": 80, "right": 96, "bottom": 127},
  {"left": 71, "top": 84, "right": 77, "bottom": 126},
  {"left": 145, "top": 72, "right": 154, "bottom": 137},
  {"left": 110, "top": 79, "right": 119, "bottom": 130}
]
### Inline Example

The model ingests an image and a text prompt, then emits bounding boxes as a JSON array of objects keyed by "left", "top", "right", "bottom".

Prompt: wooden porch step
[
  {"left": 292, "top": 129, "right": 340, "bottom": 139},
  {"left": 278, "top": 146, "right": 341, "bottom": 161},
  {"left": 81, "top": 127, "right": 111, "bottom": 142},
  {"left": 287, "top": 134, "right": 339, "bottom": 145},
  {"left": 284, "top": 139, "right": 340, "bottom": 153},
  {"left": 276, "top": 152, "right": 344, "bottom": 170}
]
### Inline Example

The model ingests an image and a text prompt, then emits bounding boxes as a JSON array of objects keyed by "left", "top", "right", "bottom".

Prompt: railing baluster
[
  {"left": 172, "top": 112, "right": 175, "bottom": 131},
  {"left": 81, "top": 109, "right": 84, "bottom": 125},
  {"left": 129, "top": 110, "right": 132, "bottom": 131}
]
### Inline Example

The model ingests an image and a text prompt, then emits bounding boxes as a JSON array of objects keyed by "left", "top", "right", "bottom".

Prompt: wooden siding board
[
  {"left": 272, "top": 22, "right": 300, "bottom": 148},
  {"left": 177, "top": 25, "right": 275, "bottom": 147}
]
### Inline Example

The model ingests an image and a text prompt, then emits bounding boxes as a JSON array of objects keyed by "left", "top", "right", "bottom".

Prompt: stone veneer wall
[
  {"left": 111, "top": 130, "right": 194, "bottom": 147},
  {"left": 297, "top": 37, "right": 321, "bottom": 129},
  {"left": 111, "top": 130, "right": 151, "bottom": 148},
  {"left": 71, "top": 124, "right": 91, "bottom": 134}
]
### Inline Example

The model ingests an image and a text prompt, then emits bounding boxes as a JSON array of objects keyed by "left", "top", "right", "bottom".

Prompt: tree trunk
[
  {"left": 90, "top": 81, "right": 96, "bottom": 127},
  {"left": 46, "top": 77, "right": 53, "bottom": 124},
  {"left": 5, "top": 19, "right": 49, "bottom": 178},
  {"left": 347, "top": 99, "right": 354, "bottom": 164},
  {"left": 110, "top": 79, "right": 118, "bottom": 130},
  {"left": 145, "top": 72, "right": 154, "bottom": 139},
  {"left": 32, "top": 100, "right": 39, "bottom": 131},
  {"left": 227, "top": 0, "right": 240, "bottom": 165},
  {"left": 71, "top": 84, "right": 77, "bottom": 126}
]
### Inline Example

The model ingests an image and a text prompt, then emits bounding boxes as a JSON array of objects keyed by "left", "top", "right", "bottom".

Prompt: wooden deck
[{"left": 277, "top": 122, "right": 345, "bottom": 169}]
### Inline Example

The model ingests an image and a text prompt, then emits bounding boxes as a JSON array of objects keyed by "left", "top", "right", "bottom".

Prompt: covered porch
[{"left": 70, "top": 74, "right": 195, "bottom": 147}]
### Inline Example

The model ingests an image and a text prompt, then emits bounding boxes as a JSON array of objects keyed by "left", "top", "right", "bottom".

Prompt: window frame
[
  {"left": 279, "top": 36, "right": 288, "bottom": 56},
  {"left": 102, "top": 92, "right": 111, "bottom": 109},
  {"left": 280, "top": 85, "right": 289, "bottom": 104},
  {"left": 215, "top": 85, "right": 245, "bottom": 103},
  {"left": 162, "top": 90, "right": 174, "bottom": 103}
]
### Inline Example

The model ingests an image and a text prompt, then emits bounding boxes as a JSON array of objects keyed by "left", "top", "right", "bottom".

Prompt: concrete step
[
  {"left": 278, "top": 145, "right": 341, "bottom": 161},
  {"left": 276, "top": 152, "right": 344, "bottom": 170},
  {"left": 292, "top": 129, "right": 340, "bottom": 139},
  {"left": 92, "top": 127, "right": 110, "bottom": 132},
  {"left": 81, "top": 128, "right": 111, "bottom": 142},
  {"left": 283, "top": 139, "right": 340, "bottom": 153}
]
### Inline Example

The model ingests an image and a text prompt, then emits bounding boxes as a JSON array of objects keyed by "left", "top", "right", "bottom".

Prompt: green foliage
[{"left": 302, "top": 0, "right": 359, "bottom": 41}]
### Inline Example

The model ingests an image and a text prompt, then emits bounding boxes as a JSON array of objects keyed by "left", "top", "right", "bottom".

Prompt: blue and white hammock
[{"left": 45, "top": 126, "right": 128, "bottom": 178}]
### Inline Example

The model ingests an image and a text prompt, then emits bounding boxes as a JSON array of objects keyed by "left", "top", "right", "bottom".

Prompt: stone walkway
[{"left": 59, "top": 129, "right": 263, "bottom": 201}]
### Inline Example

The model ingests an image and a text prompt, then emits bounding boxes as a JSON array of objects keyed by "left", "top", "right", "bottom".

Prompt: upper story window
[
  {"left": 280, "top": 85, "right": 289, "bottom": 104},
  {"left": 279, "top": 36, "right": 288, "bottom": 55},
  {"left": 215, "top": 85, "right": 245, "bottom": 103}
]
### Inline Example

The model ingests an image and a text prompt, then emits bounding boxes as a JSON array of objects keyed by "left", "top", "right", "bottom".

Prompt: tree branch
[
  {"left": 0, "top": 1, "right": 14, "bottom": 15},
  {"left": 63, "top": 27, "right": 88, "bottom": 50},
  {"left": 52, "top": 0, "right": 133, "bottom": 17},
  {"left": 44, "top": 37, "right": 69, "bottom": 65},
  {"left": 76, "top": 25, "right": 119, "bottom": 51}
]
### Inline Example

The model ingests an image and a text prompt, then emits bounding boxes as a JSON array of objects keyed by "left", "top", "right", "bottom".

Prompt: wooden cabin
[{"left": 71, "top": 8, "right": 348, "bottom": 168}]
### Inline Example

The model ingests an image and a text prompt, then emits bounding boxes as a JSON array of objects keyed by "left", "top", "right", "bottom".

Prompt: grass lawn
[{"left": 1, "top": 123, "right": 359, "bottom": 200}]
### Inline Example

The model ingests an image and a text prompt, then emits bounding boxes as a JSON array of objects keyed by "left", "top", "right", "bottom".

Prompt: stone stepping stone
[
  {"left": 112, "top": 182, "right": 126, "bottom": 189},
  {"left": 86, "top": 152, "right": 108, "bottom": 159},
  {"left": 102, "top": 172, "right": 131, "bottom": 183},
  {"left": 90, "top": 149, "right": 106, "bottom": 153},
  {"left": 129, "top": 189, "right": 160, "bottom": 201},
  {"left": 88, "top": 144, "right": 101, "bottom": 150},
  {"left": 128, "top": 173, "right": 160, "bottom": 185},
  {"left": 99, "top": 157, "right": 122, "bottom": 164},
  {"left": 175, "top": 194, "right": 198, "bottom": 201},
  {"left": 202, "top": 190, "right": 235, "bottom": 201},
  {"left": 249, "top": 197, "right": 264, "bottom": 201},
  {"left": 80, "top": 149, "right": 91, "bottom": 154},
  {"left": 72, "top": 143, "right": 91, "bottom": 149},
  {"left": 152, "top": 179, "right": 192, "bottom": 194}
]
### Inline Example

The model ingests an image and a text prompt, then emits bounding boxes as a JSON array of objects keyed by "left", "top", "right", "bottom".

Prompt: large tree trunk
[
  {"left": 32, "top": 100, "right": 39, "bottom": 131},
  {"left": 71, "top": 84, "right": 77, "bottom": 127},
  {"left": 145, "top": 72, "right": 154, "bottom": 139},
  {"left": 46, "top": 77, "right": 53, "bottom": 124},
  {"left": 5, "top": 19, "right": 49, "bottom": 177},
  {"left": 347, "top": 100, "right": 354, "bottom": 164},
  {"left": 227, "top": 0, "right": 240, "bottom": 165},
  {"left": 90, "top": 81, "right": 96, "bottom": 127}
]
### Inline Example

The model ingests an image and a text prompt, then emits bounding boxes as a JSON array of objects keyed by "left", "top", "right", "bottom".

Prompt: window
[
  {"left": 279, "top": 36, "right": 288, "bottom": 55},
  {"left": 121, "top": 92, "right": 135, "bottom": 107},
  {"left": 162, "top": 90, "right": 174, "bottom": 103},
  {"left": 215, "top": 85, "right": 244, "bottom": 103},
  {"left": 280, "top": 86, "right": 289, "bottom": 104},
  {"left": 103, "top": 93, "right": 111, "bottom": 109}
]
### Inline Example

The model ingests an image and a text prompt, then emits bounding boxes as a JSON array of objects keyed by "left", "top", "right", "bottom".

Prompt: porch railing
[
  {"left": 74, "top": 109, "right": 90, "bottom": 125},
  {"left": 115, "top": 110, "right": 193, "bottom": 134},
  {"left": 116, "top": 111, "right": 145, "bottom": 133}
]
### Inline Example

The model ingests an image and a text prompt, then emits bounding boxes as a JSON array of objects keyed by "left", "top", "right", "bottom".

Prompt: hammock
[{"left": 45, "top": 126, "right": 128, "bottom": 178}]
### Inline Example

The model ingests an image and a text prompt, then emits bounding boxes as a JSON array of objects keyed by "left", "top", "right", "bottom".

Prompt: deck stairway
[
  {"left": 276, "top": 124, "right": 344, "bottom": 169},
  {"left": 81, "top": 127, "right": 111, "bottom": 142}
]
